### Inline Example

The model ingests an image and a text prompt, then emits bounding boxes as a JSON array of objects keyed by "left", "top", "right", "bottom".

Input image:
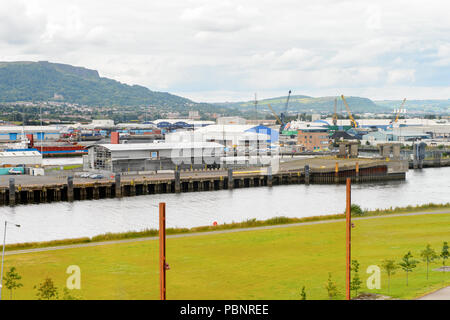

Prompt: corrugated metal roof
[
  {"left": 153, "top": 119, "right": 215, "bottom": 125},
  {"left": 195, "top": 125, "right": 255, "bottom": 133},
  {"left": 95, "top": 142, "right": 224, "bottom": 152},
  {"left": 0, "top": 126, "right": 61, "bottom": 132},
  {"left": 0, "top": 150, "right": 42, "bottom": 157}
]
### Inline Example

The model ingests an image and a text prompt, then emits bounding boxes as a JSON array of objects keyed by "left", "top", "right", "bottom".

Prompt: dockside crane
[
  {"left": 266, "top": 90, "right": 292, "bottom": 133},
  {"left": 340, "top": 95, "right": 358, "bottom": 128},
  {"left": 391, "top": 98, "right": 406, "bottom": 124},
  {"left": 280, "top": 90, "right": 292, "bottom": 127},
  {"left": 267, "top": 104, "right": 282, "bottom": 125},
  {"left": 254, "top": 93, "right": 258, "bottom": 122}
]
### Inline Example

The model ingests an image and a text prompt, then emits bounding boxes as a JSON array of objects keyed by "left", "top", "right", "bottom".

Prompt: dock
[{"left": 0, "top": 158, "right": 408, "bottom": 206}]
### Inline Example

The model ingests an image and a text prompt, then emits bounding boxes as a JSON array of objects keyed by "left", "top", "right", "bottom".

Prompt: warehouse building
[
  {"left": 166, "top": 125, "right": 279, "bottom": 151},
  {"left": 87, "top": 142, "right": 224, "bottom": 173},
  {"left": 153, "top": 119, "right": 215, "bottom": 129},
  {"left": 0, "top": 126, "right": 62, "bottom": 142},
  {"left": 0, "top": 149, "right": 43, "bottom": 166},
  {"left": 362, "top": 129, "right": 431, "bottom": 143}
]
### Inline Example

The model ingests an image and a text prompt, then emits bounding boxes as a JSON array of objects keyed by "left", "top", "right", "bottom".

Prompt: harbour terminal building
[
  {"left": 0, "top": 126, "right": 62, "bottom": 142},
  {"left": 165, "top": 125, "right": 279, "bottom": 153},
  {"left": 86, "top": 142, "right": 224, "bottom": 173}
]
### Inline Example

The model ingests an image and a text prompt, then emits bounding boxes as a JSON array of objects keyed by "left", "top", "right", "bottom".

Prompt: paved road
[
  {"left": 417, "top": 286, "right": 450, "bottom": 300},
  {"left": 0, "top": 170, "right": 231, "bottom": 187},
  {"left": 0, "top": 169, "right": 272, "bottom": 187},
  {"left": 5, "top": 209, "right": 450, "bottom": 256}
]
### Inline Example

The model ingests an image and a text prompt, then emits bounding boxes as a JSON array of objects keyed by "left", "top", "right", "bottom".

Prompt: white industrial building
[
  {"left": 87, "top": 142, "right": 224, "bottom": 173},
  {"left": 0, "top": 126, "right": 62, "bottom": 142},
  {"left": 0, "top": 149, "right": 43, "bottom": 166},
  {"left": 68, "top": 119, "right": 115, "bottom": 130},
  {"left": 217, "top": 117, "right": 247, "bottom": 125},
  {"left": 152, "top": 119, "right": 215, "bottom": 127},
  {"left": 166, "top": 125, "right": 279, "bottom": 152}
]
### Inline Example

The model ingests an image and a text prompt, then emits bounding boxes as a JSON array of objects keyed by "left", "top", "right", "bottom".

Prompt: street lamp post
[{"left": 0, "top": 221, "right": 21, "bottom": 300}]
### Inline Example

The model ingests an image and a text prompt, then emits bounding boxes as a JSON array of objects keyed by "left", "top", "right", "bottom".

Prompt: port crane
[
  {"left": 267, "top": 103, "right": 282, "bottom": 125},
  {"left": 391, "top": 98, "right": 406, "bottom": 124},
  {"left": 267, "top": 90, "right": 293, "bottom": 133},
  {"left": 254, "top": 93, "right": 258, "bottom": 122},
  {"left": 280, "top": 90, "right": 292, "bottom": 129},
  {"left": 340, "top": 95, "right": 358, "bottom": 128}
]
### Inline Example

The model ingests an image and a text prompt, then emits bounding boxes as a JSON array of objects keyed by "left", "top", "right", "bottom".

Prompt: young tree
[
  {"left": 381, "top": 259, "right": 398, "bottom": 294},
  {"left": 350, "top": 204, "right": 364, "bottom": 216},
  {"left": 325, "top": 273, "right": 339, "bottom": 300},
  {"left": 420, "top": 244, "right": 439, "bottom": 280},
  {"left": 398, "top": 251, "right": 419, "bottom": 286},
  {"left": 300, "top": 286, "right": 307, "bottom": 300},
  {"left": 350, "top": 260, "right": 362, "bottom": 297},
  {"left": 3, "top": 267, "right": 23, "bottom": 300},
  {"left": 441, "top": 242, "right": 449, "bottom": 275},
  {"left": 34, "top": 277, "right": 59, "bottom": 300}
]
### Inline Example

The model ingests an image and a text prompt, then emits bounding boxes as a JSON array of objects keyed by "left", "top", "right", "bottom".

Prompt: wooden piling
[
  {"left": 9, "top": 178, "right": 15, "bottom": 206},
  {"left": 227, "top": 168, "right": 233, "bottom": 190},
  {"left": 67, "top": 176, "right": 74, "bottom": 202},
  {"left": 115, "top": 174, "right": 122, "bottom": 198}
]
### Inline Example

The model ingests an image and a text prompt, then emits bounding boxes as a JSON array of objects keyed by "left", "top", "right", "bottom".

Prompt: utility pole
[
  {"left": 254, "top": 93, "right": 258, "bottom": 123},
  {"left": 1, "top": 221, "right": 21, "bottom": 300},
  {"left": 346, "top": 178, "right": 352, "bottom": 300},
  {"left": 159, "top": 202, "right": 167, "bottom": 300}
]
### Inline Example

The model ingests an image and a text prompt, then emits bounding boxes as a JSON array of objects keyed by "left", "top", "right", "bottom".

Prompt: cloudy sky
[{"left": 1, "top": 0, "right": 450, "bottom": 102}]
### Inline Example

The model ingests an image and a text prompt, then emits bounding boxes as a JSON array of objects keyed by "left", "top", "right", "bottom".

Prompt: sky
[{"left": 1, "top": 0, "right": 450, "bottom": 102}]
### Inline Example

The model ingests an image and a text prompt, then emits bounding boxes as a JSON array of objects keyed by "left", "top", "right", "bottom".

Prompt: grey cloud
[
  {"left": 0, "top": 2, "right": 47, "bottom": 45},
  {"left": 1, "top": 0, "right": 450, "bottom": 101}
]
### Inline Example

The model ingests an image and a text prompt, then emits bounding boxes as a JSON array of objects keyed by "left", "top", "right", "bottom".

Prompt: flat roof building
[
  {"left": 0, "top": 126, "right": 62, "bottom": 142},
  {"left": 87, "top": 142, "right": 224, "bottom": 173},
  {"left": 0, "top": 149, "right": 43, "bottom": 166}
]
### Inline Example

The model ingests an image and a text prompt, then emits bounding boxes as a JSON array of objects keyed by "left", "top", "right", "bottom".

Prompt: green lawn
[{"left": 2, "top": 212, "right": 450, "bottom": 300}]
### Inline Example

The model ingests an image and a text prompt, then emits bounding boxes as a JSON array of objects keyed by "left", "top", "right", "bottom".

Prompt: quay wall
[{"left": 0, "top": 163, "right": 405, "bottom": 207}]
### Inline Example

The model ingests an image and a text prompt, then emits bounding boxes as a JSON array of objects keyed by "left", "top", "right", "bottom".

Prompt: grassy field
[
  {"left": 5, "top": 203, "right": 449, "bottom": 252},
  {"left": 2, "top": 212, "right": 450, "bottom": 300}
]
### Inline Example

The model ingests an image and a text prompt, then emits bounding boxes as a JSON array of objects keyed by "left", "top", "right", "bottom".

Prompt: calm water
[{"left": 0, "top": 167, "right": 449, "bottom": 244}]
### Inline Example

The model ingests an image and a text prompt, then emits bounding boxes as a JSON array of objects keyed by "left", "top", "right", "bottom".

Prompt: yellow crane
[
  {"left": 340, "top": 95, "right": 358, "bottom": 128},
  {"left": 267, "top": 104, "right": 282, "bottom": 125},
  {"left": 267, "top": 104, "right": 284, "bottom": 146},
  {"left": 393, "top": 98, "right": 407, "bottom": 123}
]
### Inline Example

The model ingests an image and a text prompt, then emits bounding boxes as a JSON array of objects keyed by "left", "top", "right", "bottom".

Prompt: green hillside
[
  {"left": 375, "top": 99, "right": 450, "bottom": 113},
  {"left": 215, "top": 95, "right": 387, "bottom": 114},
  {"left": 0, "top": 61, "right": 200, "bottom": 109}
]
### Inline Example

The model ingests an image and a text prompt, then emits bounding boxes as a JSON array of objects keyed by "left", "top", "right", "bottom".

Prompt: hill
[
  {"left": 214, "top": 94, "right": 387, "bottom": 114},
  {"left": 375, "top": 99, "right": 450, "bottom": 114},
  {"left": 0, "top": 61, "right": 205, "bottom": 110}
]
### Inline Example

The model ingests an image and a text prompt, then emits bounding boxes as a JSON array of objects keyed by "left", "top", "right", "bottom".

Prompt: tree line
[{"left": 300, "top": 242, "right": 449, "bottom": 300}]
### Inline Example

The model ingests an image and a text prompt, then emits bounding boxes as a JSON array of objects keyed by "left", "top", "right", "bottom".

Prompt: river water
[{"left": 0, "top": 167, "right": 449, "bottom": 244}]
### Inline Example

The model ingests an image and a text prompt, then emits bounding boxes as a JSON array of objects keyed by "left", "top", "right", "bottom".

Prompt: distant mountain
[
  {"left": 214, "top": 95, "right": 387, "bottom": 114},
  {"left": 375, "top": 99, "right": 450, "bottom": 113},
  {"left": 0, "top": 61, "right": 204, "bottom": 109}
]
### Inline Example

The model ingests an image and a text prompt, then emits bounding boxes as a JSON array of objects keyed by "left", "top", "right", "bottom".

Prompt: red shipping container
[{"left": 111, "top": 132, "right": 120, "bottom": 144}]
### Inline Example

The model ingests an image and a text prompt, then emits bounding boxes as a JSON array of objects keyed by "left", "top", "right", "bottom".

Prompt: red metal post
[
  {"left": 346, "top": 178, "right": 351, "bottom": 300},
  {"left": 159, "top": 202, "right": 166, "bottom": 300}
]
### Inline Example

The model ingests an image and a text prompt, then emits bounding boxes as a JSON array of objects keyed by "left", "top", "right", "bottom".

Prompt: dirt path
[{"left": 418, "top": 286, "right": 450, "bottom": 300}]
